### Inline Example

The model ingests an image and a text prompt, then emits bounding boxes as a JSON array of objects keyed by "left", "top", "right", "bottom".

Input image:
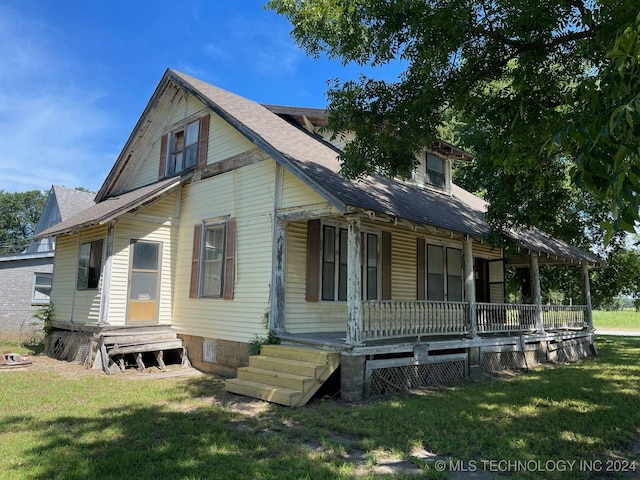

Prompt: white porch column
[
  {"left": 530, "top": 253, "right": 545, "bottom": 333},
  {"left": 581, "top": 262, "right": 593, "bottom": 329},
  {"left": 463, "top": 236, "right": 478, "bottom": 337},
  {"left": 346, "top": 216, "right": 363, "bottom": 346},
  {"left": 98, "top": 221, "right": 116, "bottom": 325},
  {"left": 270, "top": 218, "right": 287, "bottom": 334}
]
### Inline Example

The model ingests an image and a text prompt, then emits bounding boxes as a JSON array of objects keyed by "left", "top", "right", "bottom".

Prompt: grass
[
  {"left": 593, "top": 309, "right": 640, "bottom": 331},
  {"left": 1, "top": 337, "right": 639, "bottom": 479}
]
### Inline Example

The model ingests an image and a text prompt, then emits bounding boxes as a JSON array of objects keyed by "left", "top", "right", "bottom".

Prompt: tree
[
  {"left": 0, "top": 190, "right": 48, "bottom": 255},
  {"left": 267, "top": 0, "right": 640, "bottom": 237},
  {"left": 591, "top": 245, "right": 640, "bottom": 309}
]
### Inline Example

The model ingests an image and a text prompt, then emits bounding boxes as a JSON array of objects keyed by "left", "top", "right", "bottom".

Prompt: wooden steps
[
  {"left": 225, "top": 345, "right": 340, "bottom": 407},
  {"left": 95, "top": 326, "right": 190, "bottom": 373}
]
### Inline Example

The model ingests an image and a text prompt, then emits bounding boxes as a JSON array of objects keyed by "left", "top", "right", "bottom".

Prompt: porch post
[
  {"left": 463, "top": 236, "right": 478, "bottom": 337},
  {"left": 270, "top": 218, "right": 287, "bottom": 334},
  {"left": 98, "top": 221, "right": 115, "bottom": 325},
  {"left": 530, "top": 253, "right": 545, "bottom": 333},
  {"left": 346, "top": 216, "right": 363, "bottom": 346},
  {"left": 581, "top": 262, "right": 593, "bottom": 329}
]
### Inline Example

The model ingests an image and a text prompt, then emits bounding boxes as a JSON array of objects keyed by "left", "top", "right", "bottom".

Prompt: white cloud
[{"left": 0, "top": 6, "right": 115, "bottom": 193}]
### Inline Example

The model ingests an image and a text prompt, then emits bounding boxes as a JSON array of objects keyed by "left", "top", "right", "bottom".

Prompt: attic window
[
  {"left": 425, "top": 154, "right": 445, "bottom": 189},
  {"left": 167, "top": 120, "right": 199, "bottom": 175}
]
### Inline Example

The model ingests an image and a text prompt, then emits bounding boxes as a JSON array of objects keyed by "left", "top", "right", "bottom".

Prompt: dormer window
[
  {"left": 167, "top": 120, "right": 200, "bottom": 176},
  {"left": 426, "top": 154, "right": 445, "bottom": 189}
]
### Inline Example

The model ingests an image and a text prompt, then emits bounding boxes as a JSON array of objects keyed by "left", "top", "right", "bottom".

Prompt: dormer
[{"left": 410, "top": 141, "right": 474, "bottom": 195}]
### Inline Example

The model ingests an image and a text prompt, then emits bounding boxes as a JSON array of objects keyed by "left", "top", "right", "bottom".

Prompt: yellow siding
[
  {"left": 207, "top": 114, "right": 255, "bottom": 165},
  {"left": 51, "top": 226, "right": 107, "bottom": 324},
  {"left": 171, "top": 160, "right": 276, "bottom": 343},
  {"left": 389, "top": 228, "right": 417, "bottom": 300},
  {"left": 129, "top": 103, "right": 255, "bottom": 192},
  {"left": 108, "top": 214, "right": 177, "bottom": 327},
  {"left": 168, "top": 94, "right": 207, "bottom": 125},
  {"left": 51, "top": 234, "right": 78, "bottom": 322},
  {"left": 280, "top": 168, "right": 326, "bottom": 209},
  {"left": 284, "top": 220, "right": 346, "bottom": 334}
]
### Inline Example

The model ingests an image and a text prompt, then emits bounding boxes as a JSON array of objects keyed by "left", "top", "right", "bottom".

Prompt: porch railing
[
  {"left": 360, "top": 301, "right": 588, "bottom": 341},
  {"left": 362, "top": 300, "right": 469, "bottom": 341},
  {"left": 542, "top": 305, "right": 588, "bottom": 330},
  {"left": 476, "top": 303, "right": 537, "bottom": 333}
]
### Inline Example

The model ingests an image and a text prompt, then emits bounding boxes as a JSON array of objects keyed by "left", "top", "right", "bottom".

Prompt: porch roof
[{"left": 33, "top": 177, "right": 180, "bottom": 239}]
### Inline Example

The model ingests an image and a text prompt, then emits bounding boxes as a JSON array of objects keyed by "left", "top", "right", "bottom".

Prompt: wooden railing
[
  {"left": 360, "top": 301, "right": 589, "bottom": 341},
  {"left": 542, "top": 305, "right": 587, "bottom": 330},
  {"left": 476, "top": 303, "right": 537, "bottom": 333},
  {"left": 361, "top": 300, "right": 469, "bottom": 340}
]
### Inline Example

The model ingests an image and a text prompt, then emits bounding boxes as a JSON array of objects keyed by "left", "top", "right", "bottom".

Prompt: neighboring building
[
  {"left": 36, "top": 69, "right": 602, "bottom": 404},
  {"left": 0, "top": 186, "right": 95, "bottom": 342}
]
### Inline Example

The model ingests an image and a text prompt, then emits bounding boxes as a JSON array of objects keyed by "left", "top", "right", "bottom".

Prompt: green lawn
[
  {"left": 1, "top": 337, "right": 639, "bottom": 480},
  {"left": 593, "top": 309, "right": 640, "bottom": 331}
]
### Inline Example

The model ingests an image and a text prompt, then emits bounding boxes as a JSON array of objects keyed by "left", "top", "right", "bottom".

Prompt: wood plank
[{"left": 108, "top": 340, "right": 184, "bottom": 355}]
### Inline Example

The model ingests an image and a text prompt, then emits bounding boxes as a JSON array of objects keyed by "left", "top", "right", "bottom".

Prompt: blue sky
[{"left": 0, "top": 0, "right": 402, "bottom": 194}]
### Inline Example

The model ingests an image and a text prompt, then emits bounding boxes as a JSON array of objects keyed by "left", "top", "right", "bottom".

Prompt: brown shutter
[
  {"left": 158, "top": 134, "right": 168, "bottom": 180},
  {"left": 306, "top": 219, "right": 321, "bottom": 302},
  {"left": 381, "top": 231, "right": 392, "bottom": 300},
  {"left": 198, "top": 114, "right": 210, "bottom": 167},
  {"left": 189, "top": 224, "right": 202, "bottom": 298},
  {"left": 416, "top": 237, "right": 426, "bottom": 300},
  {"left": 223, "top": 218, "right": 236, "bottom": 300}
]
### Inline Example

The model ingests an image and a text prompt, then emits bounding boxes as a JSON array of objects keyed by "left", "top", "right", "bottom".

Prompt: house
[
  {"left": 0, "top": 186, "right": 94, "bottom": 342},
  {"left": 35, "top": 69, "right": 602, "bottom": 405}
]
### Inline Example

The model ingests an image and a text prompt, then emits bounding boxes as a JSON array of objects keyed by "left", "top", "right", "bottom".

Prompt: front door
[
  {"left": 127, "top": 240, "right": 161, "bottom": 324},
  {"left": 475, "top": 258, "right": 490, "bottom": 303}
]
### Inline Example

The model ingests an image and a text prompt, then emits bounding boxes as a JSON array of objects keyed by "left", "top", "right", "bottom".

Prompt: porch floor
[{"left": 278, "top": 328, "right": 593, "bottom": 355}]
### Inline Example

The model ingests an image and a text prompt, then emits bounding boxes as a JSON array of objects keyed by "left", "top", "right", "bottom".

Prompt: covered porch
[{"left": 268, "top": 212, "right": 599, "bottom": 400}]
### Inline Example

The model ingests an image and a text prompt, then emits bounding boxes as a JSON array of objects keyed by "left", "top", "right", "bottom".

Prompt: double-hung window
[
  {"left": 167, "top": 120, "right": 200, "bottom": 176},
  {"left": 426, "top": 245, "right": 463, "bottom": 301},
  {"left": 77, "top": 239, "right": 103, "bottom": 290},
  {"left": 202, "top": 224, "right": 225, "bottom": 298},
  {"left": 321, "top": 224, "right": 379, "bottom": 301},
  {"left": 32, "top": 272, "right": 52, "bottom": 304},
  {"left": 189, "top": 218, "right": 236, "bottom": 300},
  {"left": 425, "top": 154, "right": 446, "bottom": 189}
]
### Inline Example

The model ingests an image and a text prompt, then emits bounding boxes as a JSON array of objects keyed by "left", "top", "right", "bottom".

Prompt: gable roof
[
  {"left": 86, "top": 69, "right": 602, "bottom": 265},
  {"left": 34, "top": 178, "right": 179, "bottom": 239}
]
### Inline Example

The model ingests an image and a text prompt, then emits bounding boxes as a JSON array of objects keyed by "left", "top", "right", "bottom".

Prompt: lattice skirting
[
  {"left": 482, "top": 350, "right": 529, "bottom": 372},
  {"left": 550, "top": 338, "right": 593, "bottom": 362},
  {"left": 46, "top": 331, "right": 94, "bottom": 365},
  {"left": 370, "top": 360, "right": 467, "bottom": 396}
]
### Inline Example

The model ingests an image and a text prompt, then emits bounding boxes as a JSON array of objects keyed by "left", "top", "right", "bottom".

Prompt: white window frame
[
  {"left": 166, "top": 118, "right": 200, "bottom": 176},
  {"left": 76, "top": 239, "right": 104, "bottom": 290},
  {"left": 31, "top": 272, "right": 52, "bottom": 305},
  {"left": 320, "top": 221, "right": 381, "bottom": 302},
  {"left": 199, "top": 221, "right": 226, "bottom": 298}
]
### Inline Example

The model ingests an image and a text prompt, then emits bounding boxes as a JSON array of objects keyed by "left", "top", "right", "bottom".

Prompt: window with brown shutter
[
  {"left": 162, "top": 114, "right": 210, "bottom": 177},
  {"left": 306, "top": 219, "right": 321, "bottom": 302},
  {"left": 158, "top": 134, "right": 168, "bottom": 180},
  {"left": 198, "top": 114, "right": 210, "bottom": 167},
  {"left": 417, "top": 237, "right": 426, "bottom": 300},
  {"left": 190, "top": 218, "right": 235, "bottom": 300}
]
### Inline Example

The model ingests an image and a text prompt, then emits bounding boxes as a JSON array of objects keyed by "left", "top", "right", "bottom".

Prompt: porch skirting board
[{"left": 352, "top": 331, "right": 596, "bottom": 399}]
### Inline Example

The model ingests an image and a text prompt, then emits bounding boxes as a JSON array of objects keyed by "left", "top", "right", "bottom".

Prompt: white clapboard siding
[{"left": 171, "top": 160, "right": 276, "bottom": 343}]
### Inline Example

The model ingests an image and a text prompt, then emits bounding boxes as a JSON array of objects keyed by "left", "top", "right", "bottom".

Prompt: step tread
[
  {"left": 261, "top": 345, "right": 338, "bottom": 363},
  {"left": 225, "top": 378, "right": 302, "bottom": 407}
]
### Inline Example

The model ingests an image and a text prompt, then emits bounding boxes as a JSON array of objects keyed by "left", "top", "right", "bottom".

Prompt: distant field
[{"left": 593, "top": 309, "right": 640, "bottom": 331}]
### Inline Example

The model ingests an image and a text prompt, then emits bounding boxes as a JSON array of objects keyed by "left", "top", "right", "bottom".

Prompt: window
[
  {"left": 77, "top": 239, "right": 103, "bottom": 290},
  {"left": 167, "top": 120, "right": 200, "bottom": 176},
  {"left": 202, "top": 224, "right": 225, "bottom": 297},
  {"left": 32, "top": 272, "right": 52, "bottom": 304},
  {"left": 189, "top": 219, "right": 235, "bottom": 300},
  {"left": 426, "top": 154, "right": 446, "bottom": 189},
  {"left": 321, "top": 224, "right": 379, "bottom": 301},
  {"left": 425, "top": 244, "right": 463, "bottom": 301}
]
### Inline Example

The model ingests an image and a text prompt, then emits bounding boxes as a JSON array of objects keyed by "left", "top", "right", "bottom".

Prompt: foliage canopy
[
  {"left": 267, "top": 0, "right": 640, "bottom": 238},
  {"left": 0, "top": 190, "right": 47, "bottom": 255}
]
